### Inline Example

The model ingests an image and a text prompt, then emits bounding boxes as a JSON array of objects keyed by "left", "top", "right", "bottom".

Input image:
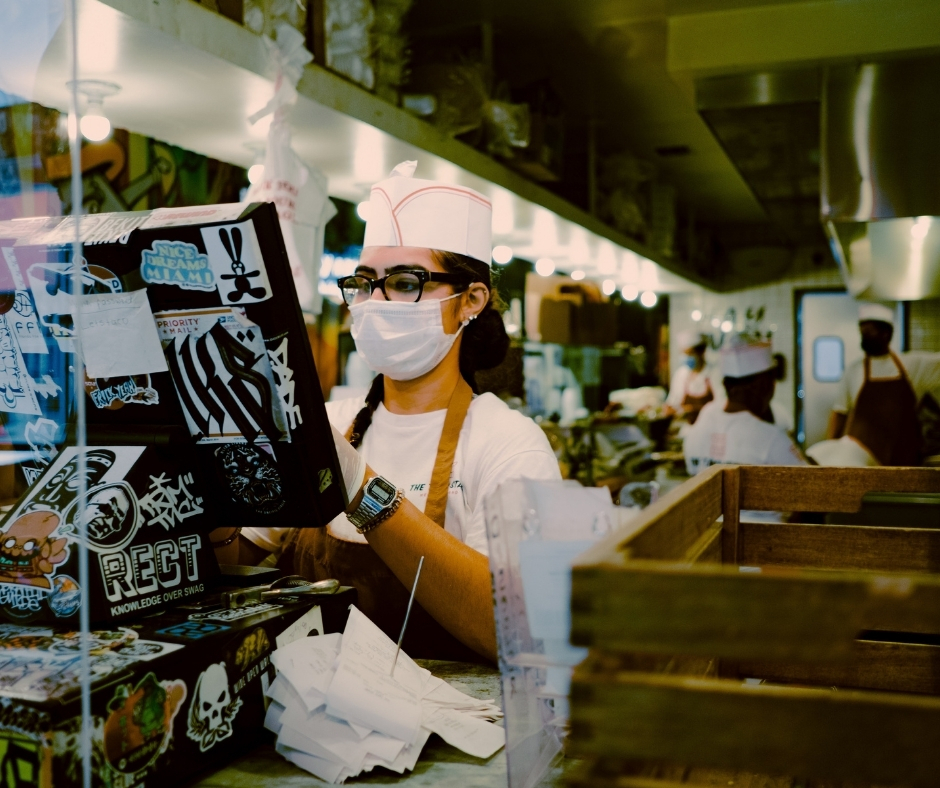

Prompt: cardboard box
[{"left": 0, "top": 588, "right": 356, "bottom": 788}]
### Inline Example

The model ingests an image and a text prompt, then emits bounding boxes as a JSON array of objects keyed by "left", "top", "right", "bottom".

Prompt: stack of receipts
[{"left": 265, "top": 606, "right": 504, "bottom": 783}]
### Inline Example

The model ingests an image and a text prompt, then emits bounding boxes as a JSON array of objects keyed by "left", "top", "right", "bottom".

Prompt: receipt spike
[{"left": 391, "top": 556, "right": 424, "bottom": 677}]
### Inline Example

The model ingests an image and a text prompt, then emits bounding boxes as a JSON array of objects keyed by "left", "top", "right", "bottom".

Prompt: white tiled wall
[
  {"left": 669, "top": 269, "right": 843, "bottom": 425},
  {"left": 910, "top": 299, "right": 940, "bottom": 351}
]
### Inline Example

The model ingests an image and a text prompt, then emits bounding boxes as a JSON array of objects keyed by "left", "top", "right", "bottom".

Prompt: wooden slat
[
  {"left": 738, "top": 521, "right": 940, "bottom": 573},
  {"left": 575, "top": 466, "right": 724, "bottom": 568},
  {"left": 682, "top": 522, "right": 723, "bottom": 565},
  {"left": 724, "top": 638, "right": 940, "bottom": 694},
  {"left": 571, "top": 562, "right": 940, "bottom": 660},
  {"left": 569, "top": 670, "right": 940, "bottom": 787},
  {"left": 721, "top": 465, "right": 740, "bottom": 564},
  {"left": 737, "top": 466, "right": 940, "bottom": 513}
]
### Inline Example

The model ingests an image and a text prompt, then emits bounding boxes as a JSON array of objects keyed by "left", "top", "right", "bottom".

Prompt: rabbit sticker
[{"left": 200, "top": 221, "right": 272, "bottom": 305}]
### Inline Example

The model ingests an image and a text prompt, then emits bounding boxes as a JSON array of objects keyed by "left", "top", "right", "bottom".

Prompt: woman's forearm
[{"left": 362, "top": 471, "right": 497, "bottom": 662}]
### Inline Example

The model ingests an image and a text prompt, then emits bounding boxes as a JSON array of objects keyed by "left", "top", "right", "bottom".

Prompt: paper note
[
  {"left": 424, "top": 707, "right": 505, "bottom": 760},
  {"left": 271, "top": 632, "right": 340, "bottom": 710},
  {"left": 276, "top": 605, "right": 325, "bottom": 649},
  {"left": 77, "top": 289, "right": 168, "bottom": 378}
]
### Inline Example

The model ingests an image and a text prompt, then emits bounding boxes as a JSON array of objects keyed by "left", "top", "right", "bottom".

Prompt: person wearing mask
[
  {"left": 232, "top": 162, "right": 560, "bottom": 663},
  {"left": 684, "top": 333, "right": 806, "bottom": 475},
  {"left": 822, "top": 302, "right": 940, "bottom": 466},
  {"left": 665, "top": 331, "right": 716, "bottom": 427}
]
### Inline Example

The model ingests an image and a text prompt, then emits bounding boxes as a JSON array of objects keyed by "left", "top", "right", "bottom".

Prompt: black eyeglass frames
[{"left": 337, "top": 270, "right": 474, "bottom": 306}]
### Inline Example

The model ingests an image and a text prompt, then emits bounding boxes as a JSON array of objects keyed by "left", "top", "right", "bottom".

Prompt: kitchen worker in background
[
  {"left": 684, "top": 332, "right": 807, "bottom": 475},
  {"left": 665, "top": 331, "right": 717, "bottom": 427},
  {"left": 818, "top": 302, "right": 940, "bottom": 466},
  {"left": 217, "top": 162, "right": 560, "bottom": 663}
]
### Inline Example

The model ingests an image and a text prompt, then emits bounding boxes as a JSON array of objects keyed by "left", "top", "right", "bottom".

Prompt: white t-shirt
[
  {"left": 683, "top": 402, "right": 807, "bottom": 476},
  {"left": 832, "top": 352, "right": 940, "bottom": 414},
  {"left": 244, "top": 392, "right": 560, "bottom": 557}
]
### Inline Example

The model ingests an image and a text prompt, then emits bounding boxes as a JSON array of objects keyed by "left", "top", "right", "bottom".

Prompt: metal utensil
[{"left": 221, "top": 576, "right": 339, "bottom": 609}]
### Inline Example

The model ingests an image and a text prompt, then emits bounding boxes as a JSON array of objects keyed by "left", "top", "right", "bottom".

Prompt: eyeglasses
[{"left": 337, "top": 270, "right": 474, "bottom": 306}]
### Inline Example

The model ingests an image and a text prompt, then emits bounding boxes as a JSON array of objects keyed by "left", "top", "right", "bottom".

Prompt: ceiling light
[
  {"left": 571, "top": 269, "right": 585, "bottom": 281},
  {"left": 598, "top": 243, "right": 617, "bottom": 275},
  {"left": 67, "top": 80, "right": 120, "bottom": 142},
  {"left": 640, "top": 291, "right": 658, "bottom": 308},
  {"left": 621, "top": 284, "right": 638, "bottom": 301},
  {"left": 602, "top": 279, "right": 616, "bottom": 296},
  {"left": 711, "top": 317, "right": 721, "bottom": 328},
  {"left": 356, "top": 201, "right": 371, "bottom": 221},
  {"left": 691, "top": 309, "right": 702, "bottom": 322},
  {"left": 535, "top": 258, "right": 555, "bottom": 277},
  {"left": 247, "top": 164, "right": 265, "bottom": 184},
  {"left": 721, "top": 319, "right": 734, "bottom": 333},
  {"left": 492, "top": 245, "right": 513, "bottom": 265},
  {"left": 621, "top": 250, "right": 640, "bottom": 282}
]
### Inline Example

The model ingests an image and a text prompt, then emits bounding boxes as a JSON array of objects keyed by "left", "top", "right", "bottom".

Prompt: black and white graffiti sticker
[
  {"left": 199, "top": 221, "right": 272, "bottom": 305},
  {"left": 266, "top": 337, "right": 301, "bottom": 431},
  {"left": 0, "top": 314, "right": 40, "bottom": 416},
  {"left": 155, "top": 308, "right": 288, "bottom": 444},
  {"left": 186, "top": 661, "right": 243, "bottom": 752},
  {"left": 2, "top": 247, "right": 47, "bottom": 356}
]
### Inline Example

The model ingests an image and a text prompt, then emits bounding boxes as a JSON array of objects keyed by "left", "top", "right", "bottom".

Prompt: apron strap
[{"left": 424, "top": 377, "right": 474, "bottom": 528}]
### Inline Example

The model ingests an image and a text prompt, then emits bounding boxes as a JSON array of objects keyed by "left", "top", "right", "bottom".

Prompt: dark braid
[
  {"left": 347, "top": 250, "right": 509, "bottom": 445},
  {"left": 348, "top": 374, "right": 385, "bottom": 449}
]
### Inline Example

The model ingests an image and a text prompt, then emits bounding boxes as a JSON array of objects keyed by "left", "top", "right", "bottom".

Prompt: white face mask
[{"left": 350, "top": 293, "right": 467, "bottom": 381}]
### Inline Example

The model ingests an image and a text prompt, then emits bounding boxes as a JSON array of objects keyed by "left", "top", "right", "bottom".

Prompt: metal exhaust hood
[{"left": 822, "top": 56, "right": 940, "bottom": 301}]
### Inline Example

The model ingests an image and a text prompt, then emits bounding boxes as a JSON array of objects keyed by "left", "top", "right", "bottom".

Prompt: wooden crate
[{"left": 568, "top": 465, "right": 940, "bottom": 788}]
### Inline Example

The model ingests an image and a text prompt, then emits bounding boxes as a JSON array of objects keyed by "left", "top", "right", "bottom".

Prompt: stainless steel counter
[{"left": 191, "top": 660, "right": 558, "bottom": 788}]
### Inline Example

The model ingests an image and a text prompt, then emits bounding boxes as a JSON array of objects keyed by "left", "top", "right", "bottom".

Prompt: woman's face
[{"left": 357, "top": 246, "right": 485, "bottom": 335}]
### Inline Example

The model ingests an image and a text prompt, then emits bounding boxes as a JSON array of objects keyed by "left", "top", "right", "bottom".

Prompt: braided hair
[{"left": 346, "top": 250, "right": 509, "bottom": 449}]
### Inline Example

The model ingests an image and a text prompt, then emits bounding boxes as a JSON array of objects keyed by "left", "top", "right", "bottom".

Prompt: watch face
[{"left": 369, "top": 477, "right": 396, "bottom": 506}]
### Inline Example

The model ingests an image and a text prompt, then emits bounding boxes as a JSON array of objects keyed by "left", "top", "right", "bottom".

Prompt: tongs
[{"left": 220, "top": 575, "right": 339, "bottom": 609}]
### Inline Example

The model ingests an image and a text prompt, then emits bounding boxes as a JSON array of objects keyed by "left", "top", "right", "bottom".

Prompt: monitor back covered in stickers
[{"left": 0, "top": 202, "right": 346, "bottom": 624}]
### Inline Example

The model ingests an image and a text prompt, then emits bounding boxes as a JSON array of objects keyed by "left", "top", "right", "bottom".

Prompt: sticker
[
  {"left": 138, "top": 472, "right": 204, "bottom": 531},
  {"left": 155, "top": 308, "right": 287, "bottom": 444},
  {"left": 0, "top": 511, "right": 69, "bottom": 590},
  {"left": 0, "top": 730, "right": 44, "bottom": 785},
  {"left": 103, "top": 672, "right": 186, "bottom": 774},
  {"left": 0, "top": 652, "right": 125, "bottom": 702},
  {"left": 26, "top": 260, "right": 122, "bottom": 349},
  {"left": 47, "top": 575, "right": 81, "bottom": 618},
  {"left": 192, "top": 603, "right": 280, "bottom": 623},
  {"left": 215, "top": 445, "right": 285, "bottom": 515},
  {"left": 186, "top": 662, "right": 243, "bottom": 752},
  {"left": 112, "top": 639, "right": 183, "bottom": 662},
  {"left": 140, "top": 204, "right": 247, "bottom": 230},
  {"left": 234, "top": 628, "right": 271, "bottom": 673},
  {"left": 200, "top": 222, "right": 271, "bottom": 305},
  {"left": 9, "top": 292, "right": 47, "bottom": 356},
  {"left": 0, "top": 315, "right": 40, "bottom": 415},
  {"left": 61, "top": 481, "right": 140, "bottom": 553},
  {"left": 46, "top": 628, "right": 137, "bottom": 655},
  {"left": 23, "top": 417, "right": 59, "bottom": 469},
  {"left": 155, "top": 620, "right": 230, "bottom": 640},
  {"left": 85, "top": 373, "right": 159, "bottom": 410},
  {"left": 141, "top": 240, "right": 214, "bottom": 291},
  {"left": 267, "top": 337, "right": 301, "bottom": 430}
]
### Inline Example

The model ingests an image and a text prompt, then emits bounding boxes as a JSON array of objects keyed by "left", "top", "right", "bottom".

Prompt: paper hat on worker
[
  {"left": 858, "top": 301, "right": 895, "bottom": 326},
  {"left": 721, "top": 332, "right": 774, "bottom": 378},
  {"left": 676, "top": 330, "right": 708, "bottom": 352},
  {"left": 362, "top": 161, "right": 493, "bottom": 264}
]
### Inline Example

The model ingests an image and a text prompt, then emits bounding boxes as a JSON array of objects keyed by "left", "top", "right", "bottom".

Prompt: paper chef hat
[
  {"left": 362, "top": 161, "right": 493, "bottom": 264},
  {"left": 858, "top": 301, "right": 895, "bottom": 326},
  {"left": 676, "top": 330, "right": 708, "bottom": 352},
  {"left": 721, "top": 332, "right": 774, "bottom": 378}
]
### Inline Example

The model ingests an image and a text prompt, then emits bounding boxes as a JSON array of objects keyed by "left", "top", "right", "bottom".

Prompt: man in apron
[{"left": 820, "top": 302, "right": 940, "bottom": 466}]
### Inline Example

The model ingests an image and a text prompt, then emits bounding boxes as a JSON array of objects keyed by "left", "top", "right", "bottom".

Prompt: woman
[
  {"left": 664, "top": 330, "right": 715, "bottom": 427},
  {"left": 239, "top": 162, "right": 560, "bottom": 663}
]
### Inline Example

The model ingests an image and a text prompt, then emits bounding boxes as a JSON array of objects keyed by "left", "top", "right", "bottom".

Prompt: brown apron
[
  {"left": 282, "top": 378, "right": 482, "bottom": 661},
  {"left": 846, "top": 351, "right": 922, "bottom": 466},
  {"left": 681, "top": 373, "right": 713, "bottom": 425}
]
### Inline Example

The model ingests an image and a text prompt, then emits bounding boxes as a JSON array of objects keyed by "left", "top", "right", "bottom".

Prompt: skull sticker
[
  {"left": 186, "top": 662, "right": 243, "bottom": 752},
  {"left": 62, "top": 481, "right": 140, "bottom": 553}
]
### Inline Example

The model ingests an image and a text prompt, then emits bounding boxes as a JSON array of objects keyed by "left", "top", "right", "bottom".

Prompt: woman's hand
[{"left": 330, "top": 425, "right": 367, "bottom": 504}]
